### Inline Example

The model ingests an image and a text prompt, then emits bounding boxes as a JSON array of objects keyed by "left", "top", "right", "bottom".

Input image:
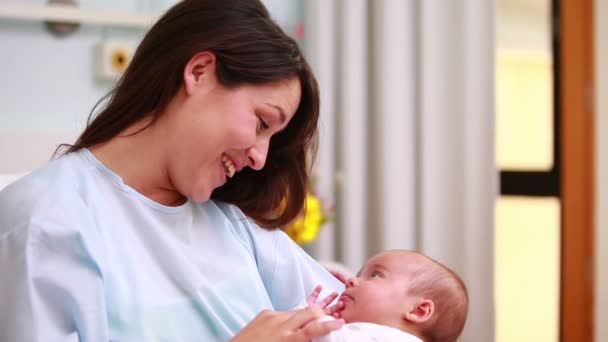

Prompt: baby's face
[{"left": 338, "top": 251, "right": 425, "bottom": 326}]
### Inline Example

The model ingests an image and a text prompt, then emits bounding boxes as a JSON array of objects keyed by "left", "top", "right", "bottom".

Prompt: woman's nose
[{"left": 246, "top": 139, "right": 269, "bottom": 170}]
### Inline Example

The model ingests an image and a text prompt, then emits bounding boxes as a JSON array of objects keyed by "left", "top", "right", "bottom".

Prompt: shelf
[{"left": 0, "top": 3, "right": 159, "bottom": 29}]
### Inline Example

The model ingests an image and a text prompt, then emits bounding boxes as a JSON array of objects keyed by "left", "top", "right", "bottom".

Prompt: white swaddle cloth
[{"left": 313, "top": 316, "right": 423, "bottom": 342}]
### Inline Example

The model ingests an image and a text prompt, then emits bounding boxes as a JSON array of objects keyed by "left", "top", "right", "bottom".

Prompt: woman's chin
[{"left": 189, "top": 188, "right": 212, "bottom": 203}]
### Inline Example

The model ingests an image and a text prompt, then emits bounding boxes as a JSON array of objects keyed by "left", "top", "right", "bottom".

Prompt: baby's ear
[{"left": 404, "top": 299, "right": 434, "bottom": 323}]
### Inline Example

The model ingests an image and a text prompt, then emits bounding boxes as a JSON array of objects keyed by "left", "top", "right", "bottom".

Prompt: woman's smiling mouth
[{"left": 222, "top": 154, "right": 236, "bottom": 178}]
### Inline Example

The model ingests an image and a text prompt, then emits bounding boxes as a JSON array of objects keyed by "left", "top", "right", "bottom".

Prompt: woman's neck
[{"left": 89, "top": 117, "right": 186, "bottom": 206}]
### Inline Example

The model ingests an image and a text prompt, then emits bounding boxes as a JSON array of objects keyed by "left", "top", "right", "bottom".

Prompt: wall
[
  {"left": 595, "top": 0, "right": 607, "bottom": 340},
  {"left": 0, "top": 21, "right": 146, "bottom": 172},
  {"left": 0, "top": 0, "right": 151, "bottom": 173}
]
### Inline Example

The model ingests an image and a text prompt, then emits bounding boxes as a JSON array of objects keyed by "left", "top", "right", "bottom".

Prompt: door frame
[{"left": 559, "top": 0, "right": 595, "bottom": 340}]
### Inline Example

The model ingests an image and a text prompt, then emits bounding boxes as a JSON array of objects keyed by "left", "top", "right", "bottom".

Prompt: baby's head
[{"left": 338, "top": 250, "right": 468, "bottom": 342}]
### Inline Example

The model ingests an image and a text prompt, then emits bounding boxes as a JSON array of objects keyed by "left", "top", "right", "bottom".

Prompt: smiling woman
[{"left": 0, "top": 1, "right": 345, "bottom": 341}]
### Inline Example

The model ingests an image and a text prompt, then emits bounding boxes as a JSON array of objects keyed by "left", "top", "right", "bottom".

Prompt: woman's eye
[
  {"left": 258, "top": 116, "right": 269, "bottom": 131},
  {"left": 370, "top": 272, "right": 382, "bottom": 278}
]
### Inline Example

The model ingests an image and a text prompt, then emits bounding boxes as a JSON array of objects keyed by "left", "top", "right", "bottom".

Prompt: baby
[{"left": 309, "top": 250, "right": 468, "bottom": 342}]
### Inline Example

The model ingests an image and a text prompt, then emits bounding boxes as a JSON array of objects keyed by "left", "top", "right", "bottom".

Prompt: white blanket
[{"left": 313, "top": 317, "right": 423, "bottom": 342}]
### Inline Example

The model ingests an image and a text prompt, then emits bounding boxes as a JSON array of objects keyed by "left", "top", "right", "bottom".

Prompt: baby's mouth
[{"left": 339, "top": 293, "right": 353, "bottom": 303}]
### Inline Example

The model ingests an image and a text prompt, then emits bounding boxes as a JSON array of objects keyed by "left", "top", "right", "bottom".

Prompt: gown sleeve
[
  {"left": 0, "top": 186, "right": 108, "bottom": 342},
  {"left": 218, "top": 202, "right": 345, "bottom": 312},
  {"left": 241, "top": 217, "right": 345, "bottom": 311}
]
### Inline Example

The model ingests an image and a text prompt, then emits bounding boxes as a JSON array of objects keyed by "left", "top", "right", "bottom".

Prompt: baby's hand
[
  {"left": 307, "top": 285, "right": 338, "bottom": 308},
  {"left": 307, "top": 285, "right": 345, "bottom": 318}
]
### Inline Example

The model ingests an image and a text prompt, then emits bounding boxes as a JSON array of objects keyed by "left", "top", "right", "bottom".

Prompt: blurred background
[{"left": 0, "top": 0, "right": 604, "bottom": 341}]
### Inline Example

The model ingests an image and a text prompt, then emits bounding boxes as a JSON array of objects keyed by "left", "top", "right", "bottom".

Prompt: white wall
[
  {"left": 0, "top": 1, "right": 147, "bottom": 173},
  {"left": 0, "top": 22, "right": 146, "bottom": 173},
  {"left": 595, "top": 0, "right": 608, "bottom": 340}
]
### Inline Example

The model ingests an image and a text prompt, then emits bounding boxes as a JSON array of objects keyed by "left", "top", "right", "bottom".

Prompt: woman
[{"left": 0, "top": 0, "right": 344, "bottom": 340}]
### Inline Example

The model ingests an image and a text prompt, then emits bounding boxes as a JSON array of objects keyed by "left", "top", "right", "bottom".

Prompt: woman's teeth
[{"left": 222, "top": 155, "right": 236, "bottom": 178}]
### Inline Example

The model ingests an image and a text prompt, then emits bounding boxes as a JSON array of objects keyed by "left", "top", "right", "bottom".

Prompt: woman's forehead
[{"left": 244, "top": 77, "right": 301, "bottom": 116}]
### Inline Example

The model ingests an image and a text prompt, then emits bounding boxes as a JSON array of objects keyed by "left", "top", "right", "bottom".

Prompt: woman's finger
[
  {"left": 230, "top": 309, "right": 290, "bottom": 342},
  {"left": 283, "top": 306, "right": 326, "bottom": 329},
  {"left": 296, "top": 318, "right": 345, "bottom": 340}
]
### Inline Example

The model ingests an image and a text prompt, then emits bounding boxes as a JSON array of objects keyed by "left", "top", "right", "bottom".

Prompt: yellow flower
[{"left": 284, "top": 192, "right": 326, "bottom": 244}]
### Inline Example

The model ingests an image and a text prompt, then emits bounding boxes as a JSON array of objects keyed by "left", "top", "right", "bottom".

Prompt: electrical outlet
[{"left": 94, "top": 41, "right": 135, "bottom": 82}]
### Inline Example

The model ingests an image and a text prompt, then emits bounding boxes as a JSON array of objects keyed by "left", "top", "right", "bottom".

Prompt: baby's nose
[{"left": 346, "top": 277, "right": 359, "bottom": 288}]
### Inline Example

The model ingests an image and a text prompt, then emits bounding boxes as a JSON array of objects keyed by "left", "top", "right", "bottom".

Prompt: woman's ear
[
  {"left": 183, "top": 51, "right": 217, "bottom": 95},
  {"left": 404, "top": 299, "right": 435, "bottom": 324}
]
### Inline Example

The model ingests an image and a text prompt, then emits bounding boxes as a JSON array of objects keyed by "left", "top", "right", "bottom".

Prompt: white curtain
[{"left": 304, "top": 1, "right": 496, "bottom": 341}]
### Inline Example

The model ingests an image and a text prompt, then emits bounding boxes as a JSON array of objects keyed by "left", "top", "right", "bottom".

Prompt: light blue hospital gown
[{"left": 0, "top": 149, "right": 344, "bottom": 342}]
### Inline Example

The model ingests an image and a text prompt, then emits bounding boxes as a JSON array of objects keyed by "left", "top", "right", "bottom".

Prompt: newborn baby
[{"left": 309, "top": 250, "right": 468, "bottom": 342}]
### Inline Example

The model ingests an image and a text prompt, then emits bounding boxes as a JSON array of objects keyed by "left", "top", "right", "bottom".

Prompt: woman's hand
[
  {"left": 231, "top": 306, "right": 344, "bottom": 342},
  {"left": 307, "top": 285, "right": 345, "bottom": 319}
]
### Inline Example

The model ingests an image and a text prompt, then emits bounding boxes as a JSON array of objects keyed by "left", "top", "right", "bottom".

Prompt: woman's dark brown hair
[{"left": 60, "top": 0, "right": 319, "bottom": 228}]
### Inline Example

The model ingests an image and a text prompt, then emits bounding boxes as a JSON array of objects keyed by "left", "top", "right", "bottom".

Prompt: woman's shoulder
[
  {"left": 0, "top": 151, "right": 95, "bottom": 236},
  {"left": 209, "top": 200, "right": 252, "bottom": 224},
  {"left": 0, "top": 151, "right": 90, "bottom": 201}
]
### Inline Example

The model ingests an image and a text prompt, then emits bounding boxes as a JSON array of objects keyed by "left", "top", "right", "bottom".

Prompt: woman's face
[{"left": 164, "top": 57, "right": 301, "bottom": 203}]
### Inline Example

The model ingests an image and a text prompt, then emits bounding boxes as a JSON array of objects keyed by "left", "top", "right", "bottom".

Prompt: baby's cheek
[{"left": 340, "top": 304, "right": 356, "bottom": 321}]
